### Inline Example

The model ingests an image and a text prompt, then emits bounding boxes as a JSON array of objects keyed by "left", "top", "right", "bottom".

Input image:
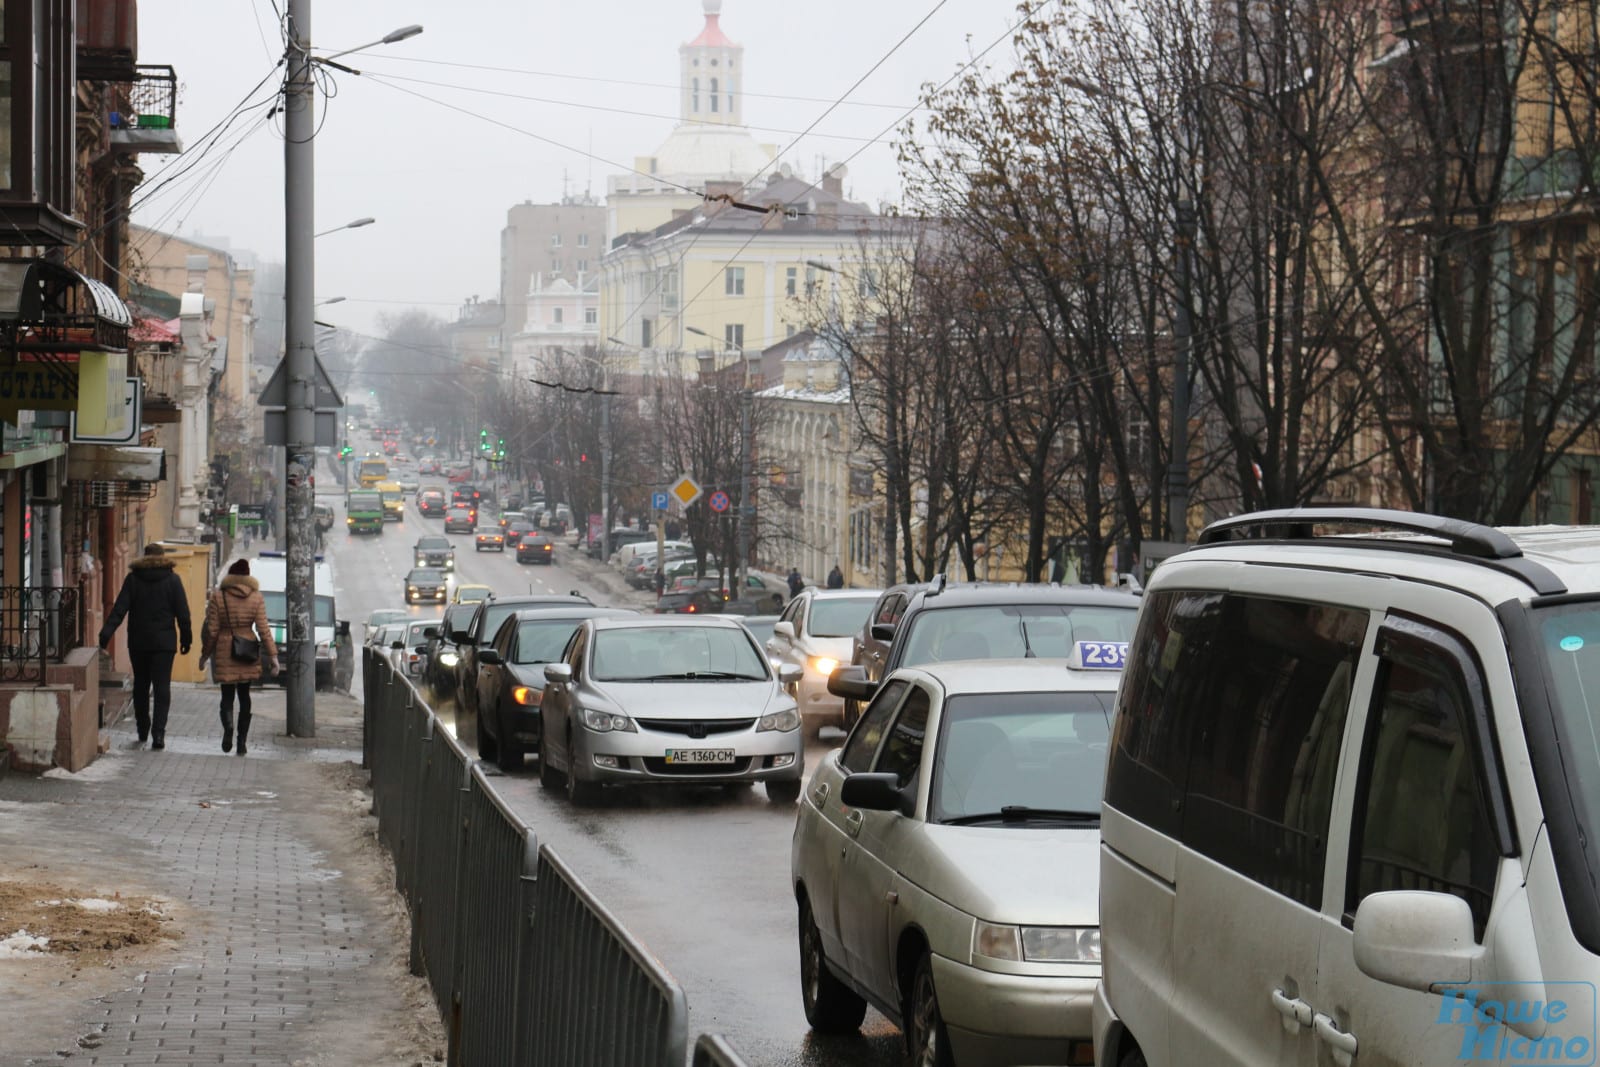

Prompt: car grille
[
  {"left": 635, "top": 718, "right": 755, "bottom": 737},
  {"left": 642, "top": 757, "right": 754, "bottom": 776}
]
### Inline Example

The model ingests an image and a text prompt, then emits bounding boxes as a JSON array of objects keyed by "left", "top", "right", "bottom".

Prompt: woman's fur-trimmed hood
[
  {"left": 129, "top": 555, "right": 176, "bottom": 573},
  {"left": 220, "top": 574, "right": 260, "bottom": 596}
]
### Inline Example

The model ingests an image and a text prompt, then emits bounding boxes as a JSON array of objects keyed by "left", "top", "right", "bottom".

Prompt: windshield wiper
[
  {"left": 943, "top": 806, "right": 1099, "bottom": 825},
  {"left": 619, "top": 671, "right": 766, "bottom": 681}
]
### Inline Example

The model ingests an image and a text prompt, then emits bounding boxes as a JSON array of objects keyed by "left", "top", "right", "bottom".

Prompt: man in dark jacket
[
  {"left": 826, "top": 564, "right": 845, "bottom": 589},
  {"left": 787, "top": 567, "right": 804, "bottom": 599},
  {"left": 99, "top": 544, "right": 192, "bottom": 749}
]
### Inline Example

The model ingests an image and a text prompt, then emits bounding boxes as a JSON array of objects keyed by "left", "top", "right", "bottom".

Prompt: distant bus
[{"left": 358, "top": 458, "right": 389, "bottom": 488}]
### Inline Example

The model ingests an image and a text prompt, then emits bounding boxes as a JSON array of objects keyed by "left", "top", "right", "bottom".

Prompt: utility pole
[
  {"left": 283, "top": 0, "right": 317, "bottom": 736},
  {"left": 1168, "top": 199, "right": 1196, "bottom": 545},
  {"left": 735, "top": 363, "right": 753, "bottom": 595},
  {"left": 599, "top": 363, "right": 612, "bottom": 563}
]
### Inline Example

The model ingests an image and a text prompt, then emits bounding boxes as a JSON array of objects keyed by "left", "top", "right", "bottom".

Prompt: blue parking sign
[{"left": 651, "top": 491, "right": 670, "bottom": 511}]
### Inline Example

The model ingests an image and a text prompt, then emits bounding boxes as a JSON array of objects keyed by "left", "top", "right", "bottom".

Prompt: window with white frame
[
  {"left": 725, "top": 323, "right": 744, "bottom": 351},
  {"left": 692, "top": 77, "right": 700, "bottom": 112},
  {"left": 584, "top": 307, "right": 597, "bottom": 326},
  {"left": 550, "top": 233, "right": 562, "bottom": 247},
  {"left": 785, "top": 266, "right": 797, "bottom": 297},
  {"left": 578, "top": 233, "right": 589, "bottom": 248},
  {"left": 577, "top": 259, "right": 587, "bottom": 272},
  {"left": 552, "top": 258, "right": 562, "bottom": 272},
  {"left": 710, "top": 78, "right": 719, "bottom": 112},
  {"left": 725, "top": 266, "right": 745, "bottom": 296},
  {"left": 553, "top": 307, "right": 564, "bottom": 325}
]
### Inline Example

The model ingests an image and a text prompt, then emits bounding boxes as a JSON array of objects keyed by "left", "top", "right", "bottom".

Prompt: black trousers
[
  {"left": 129, "top": 650, "right": 176, "bottom": 741},
  {"left": 220, "top": 682, "right": 253, "bottom": 715}
]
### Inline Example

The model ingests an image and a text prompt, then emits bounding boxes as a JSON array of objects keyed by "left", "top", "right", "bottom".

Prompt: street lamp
[
  {"left": 686, "top": 326, "right": 756, "bottom": 594},
  {"left": 319, "top": 24, "right": 423, "bottom": 63},
  {"left": 314, "top": 296, "right": 345, "bottom": 307},
  {"left": 313, "top": 217, "right": 375, "bottom": 238},
  {"left": 281, "top": 14, "right": 422, "bottom": 738}
]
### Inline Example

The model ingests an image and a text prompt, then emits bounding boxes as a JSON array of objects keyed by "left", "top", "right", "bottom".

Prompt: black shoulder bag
[{"left": 222, "top": 593, "right": 262, "bottom": 664}]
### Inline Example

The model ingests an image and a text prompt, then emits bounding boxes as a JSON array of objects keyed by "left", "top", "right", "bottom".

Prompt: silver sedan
[
  {"left": 791, "top": 657, "right": 1120, "bottom": 1067},
  {"left": 538, "top": 615, "right": 806, "bottom": 805}
]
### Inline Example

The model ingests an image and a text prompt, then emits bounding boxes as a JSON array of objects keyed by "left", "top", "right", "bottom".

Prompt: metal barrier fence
[
  {"left": 361, "top": 647, "right": 730, "bottom": 1067},
  {"left": 692, "top": 1033, "right": 753, "bottom": 1067}
]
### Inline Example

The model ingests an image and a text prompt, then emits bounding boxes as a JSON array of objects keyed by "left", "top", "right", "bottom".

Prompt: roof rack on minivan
[{"left": 1194, "top": 507, "right": 1566, "bottom": 595}]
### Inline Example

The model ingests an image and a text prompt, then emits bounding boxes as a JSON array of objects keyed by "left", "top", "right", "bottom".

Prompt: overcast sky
[{"left": 129, "top": 0, "right": 1025, "bottom": 336}]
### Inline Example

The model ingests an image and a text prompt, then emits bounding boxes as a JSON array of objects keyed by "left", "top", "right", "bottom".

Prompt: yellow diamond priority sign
[{"left": 670, "top": 475, "right": 703, "bottom": 508}]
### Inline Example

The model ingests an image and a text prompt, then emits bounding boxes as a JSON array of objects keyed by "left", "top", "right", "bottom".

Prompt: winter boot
[
  {"left": 236, "top": 711, "right": 250, "bottom": 756},
  {"left": 220, "top": 707, "right": 235, "bottom": 753}
]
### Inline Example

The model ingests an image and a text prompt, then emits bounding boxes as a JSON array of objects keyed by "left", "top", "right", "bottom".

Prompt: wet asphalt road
[{"left": 322, "top": 463, "right": 906, "bottom": 1067}]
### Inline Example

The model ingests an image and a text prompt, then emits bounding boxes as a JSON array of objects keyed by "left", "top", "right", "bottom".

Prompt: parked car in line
[
  {"left": 793, "top": 657, "right": 1119, "bottom": 1066},
  {"left": 829, "top": 579, "right": 1140, "bottom": 727},
  {"left": 413, "top": 534, "right": 455, "bottom": 571},
  {"left": 475, "top": 526, "right": 507, "bottom": 552},
  {"left": 422, "top": 603, "right": 477, "bottom": 697},
  {"left": 404, "top": 567, "right": 448, "bottom": 605},
  {"left": 472, "top": 605, "right": 638, "bottom": 771},
  {"left": 398, "top": 619, "right": 443, "bottom": 677},
  {"left": 1095, "top": 508, "right": 1600, "bottom": 1067},
  {"left": 613, "top": 538, "right": 691, "bottom": 570},
  {"left": 450, "top": 593, "right": 594, "bottom": 723},
  {"left": 537, "top": 615, "right": 805, "bottom": 804},
  {"left": 596, "top": 526, "right": 657, "bottom": 561},
  {"left": 627, "top": 550, "right": 702, "bottom": 589},
  {"left": 516, "top": 532, "right": 557, "bottom": 564},
  {"left": 766, "top": 589, "right": 881, "bottom": 733},
  {"left": 364, "top": 607, "right": 409, "bottom": 643},
  {"left": 444, "top": 506, "right": 476, "bottom": 533}
]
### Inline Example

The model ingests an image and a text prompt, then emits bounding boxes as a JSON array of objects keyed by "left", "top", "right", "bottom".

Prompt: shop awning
[{"left": 0, "top": 259, "right": 133, "bottom": 355}]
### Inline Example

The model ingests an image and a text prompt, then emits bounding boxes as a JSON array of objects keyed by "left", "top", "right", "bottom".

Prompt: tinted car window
[
  {"left": 417, "top": 537, "right": 449, "bottom": 549},
  {"left": 516, "top": 619, "right": 585, "bottom": 665},
  {"left": 933, "top": 691, "right": 1113, "bottom": 821},
  {"left": 841, "top": 680, "right": 909, "bottom": 773},
  {"left": 1348, "top": 626, "right": 1499, "bottom": 936},
  {"left": 590, "top": 626, "right": 766, "bottom": 681},
  {"left": 875, "top": 685, "right": 931, "bottom": 789}
]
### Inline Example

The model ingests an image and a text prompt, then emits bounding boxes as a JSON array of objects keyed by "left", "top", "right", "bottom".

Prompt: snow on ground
[{"left": 0, "top": 930, "right": 49, "bottom": 957}]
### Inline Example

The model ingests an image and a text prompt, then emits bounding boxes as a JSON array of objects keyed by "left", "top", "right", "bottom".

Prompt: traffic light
[
  {"left": 579, "top": 452, "right": 588, "bottom": 463},
  {"left": 496, "top": 437, "right": 506, "bottom": 461},
  {"left": 479, "top": 428, "right": 489, "bottom": 452},
  {"left": 339, "top": 442, "right": 353, "bottom": 458}
]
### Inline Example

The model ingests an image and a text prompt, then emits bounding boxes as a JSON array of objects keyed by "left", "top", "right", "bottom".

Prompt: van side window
[
  {"left": 841, "top": 680, "right": 908, "bottom": 773},
  {"left": 1180, "top": 597, "right": 1366, "bottom": 908},
  {"left": 1346, "top": 627, "right": 1500, "bottom": 938},
  {"left": 1106, "top": 590, "right": 1224, "bottom": 837}
]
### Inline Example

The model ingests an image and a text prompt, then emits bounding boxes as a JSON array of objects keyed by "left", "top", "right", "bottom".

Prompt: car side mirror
[
  {"left": 1353, "top": 891, "right": 1481, "bottom": 991},
  {"left": 827, "top": 665, "right": 877, "bottom": 701},
  {"left": 544, "top": 662, "right": 574, "bottom": 685},
  {"left": 778, "top": 663, "right": 804, "bottom": 685},
  {"left": 870, "top": 622, "right": 896, "bottom": 642},
  {"left": 840, "top": 772, "right": 911, "bottom": 815},
  {"left": 479, "top": 648, "right": 502, "bottom": 666},
  {"left": 773, "top": 621, "right": 795, "bottom": 640}
]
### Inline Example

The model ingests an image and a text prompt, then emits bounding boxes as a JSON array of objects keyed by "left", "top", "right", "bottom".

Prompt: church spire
[{"left": 680, "top": 0, "right": 743, "bottom": 127}]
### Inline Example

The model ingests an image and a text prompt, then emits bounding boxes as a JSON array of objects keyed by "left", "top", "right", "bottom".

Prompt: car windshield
[
  {"left": 515, "top": 619, "right": 584, "bottom": 664},
  {"left": 932, "top": 691, "right": 1115, "bottom": 824},
  {"left": 739, "top": 618, "right": 777, "bottom": 646},
  {"left": 410, "top": 569, "right": 445, "bottom": 583},
  {"left": 591, "top": 626, "right": 768, "bottom": 681},
  {"left": 406, "top": 623, "right": 435, "bottom": 645},
  {"left": 1530, "top": 602, "right": 1600, "bottom": 905},
  {"left": 417, "top": 537, "right": 449, "bottom": 550},
  {"left": 808, "top": 597, "right": 877, "bottom": 638},
  {"left": 899, "top": 604, "right": 1138, "bottom": 666},
  {"left": 264, "top": 593, "right": 335, "bottom": 626}
]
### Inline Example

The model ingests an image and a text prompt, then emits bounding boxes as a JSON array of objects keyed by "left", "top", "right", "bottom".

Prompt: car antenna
[{"left": 1018, "top": 614, "right": 1037, "bottom": 658}]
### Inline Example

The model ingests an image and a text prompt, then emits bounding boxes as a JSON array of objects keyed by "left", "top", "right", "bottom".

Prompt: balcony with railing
[
  {"left": 109, "top": 65, "right": 180, "bottom": 155},
  {"left": 77, "top": 0, "right": 140, "bottom": 82}
]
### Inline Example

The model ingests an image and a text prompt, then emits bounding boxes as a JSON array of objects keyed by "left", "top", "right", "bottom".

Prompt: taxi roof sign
[{"left": 670, "top": 475, "right": 703, "bottom": 508}]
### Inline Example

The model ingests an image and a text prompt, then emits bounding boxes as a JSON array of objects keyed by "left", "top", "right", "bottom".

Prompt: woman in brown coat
[{"left": 199, "top": 559, "right": 280, "bottom": 755}]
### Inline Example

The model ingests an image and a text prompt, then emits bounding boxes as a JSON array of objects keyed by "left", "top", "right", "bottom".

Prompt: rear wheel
[{"left": 798, "top": 896, "right": 866, "bottom": 1033}]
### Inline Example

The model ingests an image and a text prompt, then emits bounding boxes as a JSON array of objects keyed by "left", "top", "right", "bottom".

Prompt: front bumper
[
  {"left": 407, "top": 589, "right": 448, "bottom": 603},
  {"left": 930, "top": 954, "right": 1097, "bottom": 1066},
  {"left": 571, "top": 723, "right": 804, "bottom": 786}
]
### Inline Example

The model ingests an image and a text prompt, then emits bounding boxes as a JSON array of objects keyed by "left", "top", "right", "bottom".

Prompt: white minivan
[
  {"left": 252, "top": 551, "right": 352, "bottom": 691},
  {"left": 1096, "top": 508, "right": 1600, "bottom": 1067}
]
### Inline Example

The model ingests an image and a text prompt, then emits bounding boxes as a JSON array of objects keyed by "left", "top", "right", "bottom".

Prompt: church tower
[{"left": 679, "top": 0, "right": 743, "bottom": 127}]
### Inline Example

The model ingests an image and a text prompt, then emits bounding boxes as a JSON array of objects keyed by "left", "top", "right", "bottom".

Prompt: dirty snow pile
[{"left": 0, "top": 930, "right": 49, "bottom": 957}]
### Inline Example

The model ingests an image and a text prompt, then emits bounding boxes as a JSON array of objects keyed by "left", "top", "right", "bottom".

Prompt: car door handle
[
  {"left": 844, "top": 809, "right": 863, "bottom": 837},
  {"left": 1313, "top": 1012, "right": 1358, "bottom": 1067},
  {"left": 1270, "top": 988, "right": 1313, "bottom": 1033},
  {"left": 811, "top": 781, "right": 829, "bottom": 806}
]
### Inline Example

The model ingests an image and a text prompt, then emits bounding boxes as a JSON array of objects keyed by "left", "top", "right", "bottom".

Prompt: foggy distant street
[{"left": 325, "top": 473, "right": 905, "bottom": 1066}]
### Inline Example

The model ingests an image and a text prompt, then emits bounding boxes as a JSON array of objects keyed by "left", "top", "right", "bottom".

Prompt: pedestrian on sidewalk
[
  {"left": 826, "top": 564, "right": 845, "bottom": 589},
  {"left": 198, "top": 559, "right": 279, "bottom": 755},
  {"left": 99, "top": 544, "right": 192, "bottom": 749},
  {"left": 787, "top": 567, "right": 805, "bottom": 599}
]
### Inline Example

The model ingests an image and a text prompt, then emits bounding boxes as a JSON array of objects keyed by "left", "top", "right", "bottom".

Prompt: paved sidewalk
[{"left": 0, "top": 686, "right": 444, "bottom": 1066}]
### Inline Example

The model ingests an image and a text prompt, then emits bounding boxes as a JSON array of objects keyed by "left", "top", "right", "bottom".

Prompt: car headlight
[
  {"left": 580, "top": 708, "right": 636, "bottom": 733},
  {"left": 512, "top": 686, "right": 541, "bottom": 706},
  {"left": 973, "top": 921, "right": 1100, "bottom": 963},
  {"left": 408, "top": 586, "right": 418, "bottom": 593},
  {"left": 757, "top": 708, "right": 800, "bottom": 732},
  {"left": 415, "top": 557, "right": 426, "bottom": 566},
  {"left": 438, "top": 651, "right": 459, "bottom": 666},
  {"left": 808, "top": 656, "right": 839, "bottom": 676}
]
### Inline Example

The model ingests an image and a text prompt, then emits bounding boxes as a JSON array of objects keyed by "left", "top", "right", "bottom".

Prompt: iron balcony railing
[{"left": 0, "top": 586, "right": 81, "bottom": 683}]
